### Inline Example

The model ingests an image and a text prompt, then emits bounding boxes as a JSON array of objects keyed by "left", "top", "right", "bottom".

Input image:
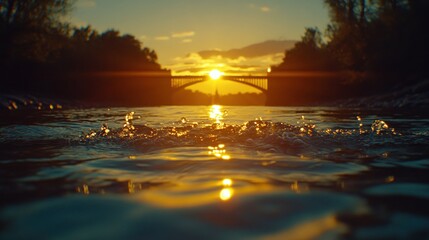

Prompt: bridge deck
[{"left": 171, "top": 75, "right": 268, "bottom": 91}]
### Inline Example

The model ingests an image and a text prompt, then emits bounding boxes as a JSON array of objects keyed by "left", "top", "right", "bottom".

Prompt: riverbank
[
  {"left": 1, "top": 79, "right": 428, "bottom": 110},
  {"left": 331, "top": 79, "right": 429, "bottom": 109}
]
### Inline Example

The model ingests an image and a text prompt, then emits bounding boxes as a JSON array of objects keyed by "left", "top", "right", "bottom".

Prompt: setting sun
[{"left": 209, "top": 69, "right": 222, "bottom": 80}]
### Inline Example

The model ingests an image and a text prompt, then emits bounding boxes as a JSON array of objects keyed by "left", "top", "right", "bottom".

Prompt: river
[{"left": 1, "top": 105, "right": 429, "bottom": 239}]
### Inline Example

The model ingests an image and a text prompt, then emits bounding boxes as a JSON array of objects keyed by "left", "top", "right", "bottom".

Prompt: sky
[{"left": 70, "top": 0, "right": 330, "bottom": 94}]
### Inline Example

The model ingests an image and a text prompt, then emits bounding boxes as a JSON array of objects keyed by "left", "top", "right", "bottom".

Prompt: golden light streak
[{"left": 209, "top": 105, "right": 224, "bottom": 123}]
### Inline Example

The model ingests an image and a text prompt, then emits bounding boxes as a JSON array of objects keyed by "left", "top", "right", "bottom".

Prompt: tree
[
  {"left": 273, "top": 0, "right": 429, "bottom": 100},
  {"left": 0, "top": 1, "right": 166, "bottom": 102},
  {"left": 58, "top": 27, "right": 161, "bottom": 72},
  {"left": 274, "top": 27, "right": 338, "bottom": 71},
  {"left": 0, "top": 0, "right": 72, "bottom": 63}
]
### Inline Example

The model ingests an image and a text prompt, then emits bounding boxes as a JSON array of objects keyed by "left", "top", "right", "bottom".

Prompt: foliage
[
  {"left": 274, "top": 27, "right": 339, "bottom": 71},
  {"left": 0, "top": 0, "right": 71, "bottom": 63},
  {"left": 59, "top": 26, "right": 160, "bottom": 71},
  {"left": 274, "top": 0, "right": 429, "bottom": 87},
  {"left": 0, "top": 0, "right": 163, "bottom": 95}
]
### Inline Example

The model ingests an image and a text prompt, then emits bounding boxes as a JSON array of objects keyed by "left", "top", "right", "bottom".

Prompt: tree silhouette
[
  {"left": 1, "top": 0, "right": 165, "bottom": 101},
  {"left": 0, "top": 0, "right": 71, "bottom": 64},
  {"left": 58, "top": 27, "right": 161, "bottom": 72},
  {"left": 274, "top": 27, "right": 338, "bottom": 71},
  {"left": 274, "top": 0, "right": 429, "bottom": 90}
]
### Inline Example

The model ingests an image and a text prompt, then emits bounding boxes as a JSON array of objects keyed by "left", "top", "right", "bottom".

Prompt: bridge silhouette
[
  {"left": 85, "top": 71, "right": 346, "bottom": 105},
  {"left": 171, "top": 75, "right": 268, "bottom": 93}
]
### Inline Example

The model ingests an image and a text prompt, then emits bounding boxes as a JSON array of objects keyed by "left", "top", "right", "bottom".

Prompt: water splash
[
  {"left": 371, "top": 119, "right": 396, "bottom": 135},
  {"left": 297, "top": 115, "right": 316, "bottom": 136},
  {"left": 121, "top": 111, "right": 136, "bottom": 138},
  {"left": 100, "top": 123, "right": 110, "bottom": 136},
  {"left": 79, "top": 111, "right": 401, "bottom": 162},
  {"left": 357, "top": 115, "right": 365, "bottom": 134}
]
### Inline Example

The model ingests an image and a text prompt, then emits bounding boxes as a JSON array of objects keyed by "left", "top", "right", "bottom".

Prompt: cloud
[
  {"left": 139, "top": 35, "right": 147, "bottom": 41},
  {"left": 155, "top": 36, "right": 170, "bottom": 41},
  {"left": 198, "top": 40, "right": 295, "bottom": 59},
  {"left": 249, "top": 3, "right": 270, "bottom": 12},
  {"left": 260, "top": 6, "right": 270, "bottom": 12},
  {"left": 165, "top": 40, "right": 297, "bottom": 75},
  {"left": 76, "top": 0, "right": 96, "bottom": 8},
  {"left": 153, "top": 31, "right": 195, "bottom": 42},
  {"left": 167, "top": 51, "right": 285, "bottom": 75},
  {"left": 172, "top": 31, "right": 195, "bottom": 38}
]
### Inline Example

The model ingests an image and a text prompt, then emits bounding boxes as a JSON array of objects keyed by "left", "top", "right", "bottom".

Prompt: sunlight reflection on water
[
  {"left": 208, "top": 144, "right": 231, "bottom": 160},
  {"left": 1, "top": 106, "right": 429, "bottom": 239},
  {"left": 209, "top": 104, "right": 225, "bottom": 124},
  {"left": 219, "top": 178, "right": 234, "bottom": 201}
]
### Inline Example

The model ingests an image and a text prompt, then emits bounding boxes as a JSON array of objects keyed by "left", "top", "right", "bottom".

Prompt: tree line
[
  {"left": 273, "top": 0, "right": 429, "bottom": 91},
  {"left": 0, "top": 0, "right": 164, "bottom": 97}
]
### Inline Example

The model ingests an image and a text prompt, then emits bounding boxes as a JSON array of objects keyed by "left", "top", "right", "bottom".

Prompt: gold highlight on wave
[
  {"left": 208, "top": 144, "right": 230, "bottom": 160},
  {"left": 132, "top": 174, "right": 277, "bottom": 208},
  {"left": 219, "top": 178, "right": 234, "bottom": 201},
  {"left": 133, "top": 177, "right": 236, "bottom": 208}
]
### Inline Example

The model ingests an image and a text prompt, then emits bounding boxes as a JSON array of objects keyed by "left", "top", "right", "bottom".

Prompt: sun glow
[{"left": 209, "top": 69, "right": 222, "bottom": 80}]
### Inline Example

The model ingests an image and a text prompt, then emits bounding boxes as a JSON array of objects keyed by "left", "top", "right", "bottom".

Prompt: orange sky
[{"left": 71, "top": 0, "right": 330, "bottom": 94}]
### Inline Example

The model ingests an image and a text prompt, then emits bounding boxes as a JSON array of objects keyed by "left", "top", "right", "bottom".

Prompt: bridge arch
[{"left": 171, "top": 75, "right": 268, "bottom": 93}]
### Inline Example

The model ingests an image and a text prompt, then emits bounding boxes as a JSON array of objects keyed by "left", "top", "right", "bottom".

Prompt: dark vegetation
[
  {"left": 0, "top": 0, "right": 168, "bottom": 107},
  {"left": 272, "top": 0, "right": 429, "bottom": 97}
]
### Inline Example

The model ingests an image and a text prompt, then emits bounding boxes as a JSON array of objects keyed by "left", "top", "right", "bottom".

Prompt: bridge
[
  {"left": 86, "top": 71, "right": 347, "bottom": 105},
  {"left": 171, "top": 75, "right": 268, "bottom": 93}
]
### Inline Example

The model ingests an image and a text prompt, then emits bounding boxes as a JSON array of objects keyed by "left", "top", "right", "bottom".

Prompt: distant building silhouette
[{"left": 213, "top": 88, "right": 220, "bottom": 104}]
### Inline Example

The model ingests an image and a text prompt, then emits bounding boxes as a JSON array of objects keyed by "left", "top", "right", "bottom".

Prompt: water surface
[{"left": 1, "top": 106, "right": 429, "bottom": 239}]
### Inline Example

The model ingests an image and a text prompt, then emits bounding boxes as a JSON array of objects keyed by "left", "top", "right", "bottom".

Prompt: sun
[{"left": 209, "top": 69, "right": 222, "bottom": 80}]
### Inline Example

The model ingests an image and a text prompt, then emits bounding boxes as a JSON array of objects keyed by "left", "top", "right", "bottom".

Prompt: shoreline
[{"left": 1, "top": 79, "right": 428, "bottom": 111}]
